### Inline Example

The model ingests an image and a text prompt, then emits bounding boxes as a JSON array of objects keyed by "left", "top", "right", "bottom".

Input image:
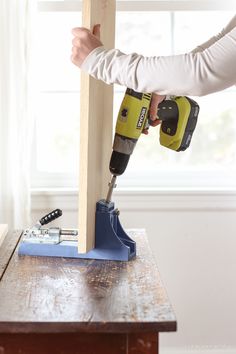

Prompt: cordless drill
[{"left": 105, "top": 88, "right": 200, "bottom": 202}]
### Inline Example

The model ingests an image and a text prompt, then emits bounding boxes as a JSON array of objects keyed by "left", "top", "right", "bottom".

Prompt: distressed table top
[{"left": 0, "top": 229, "right": 177, "bottom": 334}]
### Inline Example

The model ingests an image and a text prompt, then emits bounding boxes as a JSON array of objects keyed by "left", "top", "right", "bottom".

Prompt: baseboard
[
  {"left": 162, "top": 347, "right": 236, "bottom": 354},
  {"left": 31, "top": 189, "right": 236, "bottom": 212}
]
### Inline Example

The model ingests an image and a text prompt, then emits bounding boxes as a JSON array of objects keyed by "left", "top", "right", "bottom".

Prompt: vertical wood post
[{"left": 79, "top": 0, "right": 115, "bottom": 253}]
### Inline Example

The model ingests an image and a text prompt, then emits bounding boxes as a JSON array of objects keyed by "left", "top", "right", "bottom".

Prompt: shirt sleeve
[{"left": 81, "top": 16, "right": 236, "bottom": 96}]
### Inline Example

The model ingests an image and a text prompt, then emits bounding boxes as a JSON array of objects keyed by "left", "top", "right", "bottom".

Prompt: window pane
[
  {"left": 173, "top": 12, "right": 234, "bottom": 54},
  {"left": 122, "top": 91, "right": 236, "bottom": 166},
  {"left": 36, "top": 12, "right": 81, "bottom": 91},
  {"left": 116, "top": 12, "right": 172, "bottom": 56},
  {"left": 36, "top": 93, "right": 80, "bottom": 173}
]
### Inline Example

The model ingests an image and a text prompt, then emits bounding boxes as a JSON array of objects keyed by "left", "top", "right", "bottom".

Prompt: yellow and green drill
[{"left": 106, "top": 88, "right": 200, "bottom": 202}]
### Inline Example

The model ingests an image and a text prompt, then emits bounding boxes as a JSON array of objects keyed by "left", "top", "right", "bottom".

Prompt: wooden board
[
  {"left": 0, "top": 224, "right": 8, "bottom": 248},
  {"left": 79, "top": 0, "right": 115, "bottom": 253},
  {"left": 0, "top": 229, "right": 177, "bottom": 334}
]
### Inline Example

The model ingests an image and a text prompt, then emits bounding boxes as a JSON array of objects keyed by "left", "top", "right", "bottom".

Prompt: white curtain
[{"left": 0, "top": 0, "right": 36, "bottom": 228}]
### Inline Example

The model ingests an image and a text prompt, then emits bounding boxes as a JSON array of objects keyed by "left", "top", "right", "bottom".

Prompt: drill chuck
[
  {"left": 109, "top": 151, "right": 130, "bottom": 176},
  {"left": 109, "top": 133, "right": 137, "bottom": 175}
]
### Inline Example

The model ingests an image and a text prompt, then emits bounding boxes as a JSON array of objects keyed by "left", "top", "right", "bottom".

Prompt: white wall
[{"left": 31, "top": 190, "right": 236, "bottom": 354}]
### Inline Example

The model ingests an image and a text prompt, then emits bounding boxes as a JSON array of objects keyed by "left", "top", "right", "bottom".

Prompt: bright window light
[{"left": 32, "top": 6, "right": 236, "bottom": 189}]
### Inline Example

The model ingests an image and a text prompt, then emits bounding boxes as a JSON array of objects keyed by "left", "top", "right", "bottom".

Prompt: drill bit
[{"left": 105, "top": 175, "right": 117, "bottom": 203}]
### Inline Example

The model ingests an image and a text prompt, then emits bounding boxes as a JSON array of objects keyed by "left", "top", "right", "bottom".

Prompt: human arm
[{"left": 72, "top": 16, "right": 236, "bottom": 97}]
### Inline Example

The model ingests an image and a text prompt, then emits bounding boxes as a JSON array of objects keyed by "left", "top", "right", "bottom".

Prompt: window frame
[{"left": 38, "top": 1, "right": 236, "bottom": 12}]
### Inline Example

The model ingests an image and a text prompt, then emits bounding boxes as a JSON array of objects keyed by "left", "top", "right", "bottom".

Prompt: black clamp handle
[{"left": 39, "top": 209, "right": 62, "bottom": 226}]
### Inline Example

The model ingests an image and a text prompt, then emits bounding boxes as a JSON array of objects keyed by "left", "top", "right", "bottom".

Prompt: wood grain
[
  {"left": 0, "top": 224, "right": 8, "bottom": 248},
  {"left": 0, "top": 230, "right": 176, "bottom": 334},
  {"left": 128, "top": 332, "right": 158, "bottom": 354},
  {"left": 78, "top": 0, "right": 115, "bottom": 253},
  {"left": 0, "top": 332, "right": 158, "bottom": 354},
  {"left": 0, "top": 230, "right": 22, "bottom": 280}
]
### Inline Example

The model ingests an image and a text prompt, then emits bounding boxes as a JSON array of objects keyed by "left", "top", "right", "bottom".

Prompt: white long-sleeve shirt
[{"left": 81, "top": 15, "right": 236, "bottom": 96}]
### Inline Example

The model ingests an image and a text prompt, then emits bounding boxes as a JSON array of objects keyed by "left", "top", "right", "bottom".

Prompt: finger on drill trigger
[
  {"left": 142, "top": 129, "right": 149, "bottom": 135},
  {"left": 149, "top": 93, "right": 166, "bottom": 121},
  {"left": 93, "top": 24, "right": 101, "bottom": 39},
  {"left": 149, "top": 112, "right": 157, "bottom": 121},
  {"left": 149, "top": 119, "right": 161, "bottom": 127}
]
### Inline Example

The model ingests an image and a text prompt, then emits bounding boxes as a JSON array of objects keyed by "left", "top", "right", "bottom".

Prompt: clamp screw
[{"left": 115, "top": 208, "right": 120, "bottom": 216}]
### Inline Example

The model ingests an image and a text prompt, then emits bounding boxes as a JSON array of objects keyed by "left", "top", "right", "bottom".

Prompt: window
[
  {"left": 33, "top": 1, "right": 236, "bottom": 189},
  {"left": 31, "top": 10, "right": 81, "bottom": 188}
]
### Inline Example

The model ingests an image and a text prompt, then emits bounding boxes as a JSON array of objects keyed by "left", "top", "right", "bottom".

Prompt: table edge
[{"left": 0, "top": 320, "right": 177, "bottom": 334}]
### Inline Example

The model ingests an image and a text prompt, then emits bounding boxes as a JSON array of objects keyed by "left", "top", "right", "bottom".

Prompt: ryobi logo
[{"left": 136, "top": 107, "right": 147, "bottom": 129}]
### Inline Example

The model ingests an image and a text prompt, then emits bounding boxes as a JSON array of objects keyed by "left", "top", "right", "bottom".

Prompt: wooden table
[{"left": 0, "top": 229, "right": 177, "bottom": 354}]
